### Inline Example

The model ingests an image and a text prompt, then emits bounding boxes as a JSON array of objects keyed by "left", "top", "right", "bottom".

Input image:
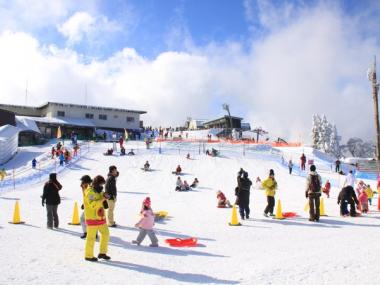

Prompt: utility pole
[
  {"left": 222, "top": 103, "right": 233, "bottom": 138},
  {"left": 368, "top": 56, "right": 380, "bottom": 160}
]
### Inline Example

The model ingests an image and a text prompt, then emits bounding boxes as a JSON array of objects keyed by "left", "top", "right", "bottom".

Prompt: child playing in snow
[
  {"left": 132, "top": 197, "right": 158, "bottom": 247},
  {"left": 356, "top": 180, "right": 365, "bottom": 196},
  {"left": 216, "top": 191, "right": 232, "bottom": 208},
  {"left": 358, "top": 189, "right": 369, "bottom": 213},
  {"left": 365, "top": 184, "right": 374, "bottom": 205},
  {"left": 182, "top": 180, "right": 190, "bottom": 191},
  {"left": 322, "top": 180, "right": 331, "bottom": 198},
  {"left": 175, "top": 177, "right": 183, "bottom": 191},
  {"left": 190, "top": 178, "right": 199, "bottom": 188}
]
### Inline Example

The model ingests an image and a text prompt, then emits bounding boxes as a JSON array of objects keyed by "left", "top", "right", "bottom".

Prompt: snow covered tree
[
  {"left": 311, "top": 114, "right": 321, "bottom": 149},
  {"left": 347, "top": 138, "right": 364, "bottom": 157},
  {"left": 318, "top": 115, "right": 332, "bottom": 152},
  {"left": 329, "top": 125, "right": 341, "bottom": 158}
]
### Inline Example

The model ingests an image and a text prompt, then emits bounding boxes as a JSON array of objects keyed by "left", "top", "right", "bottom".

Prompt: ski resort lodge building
[{"left": 0, "top": 102, "right": 146, "bottom": 141}]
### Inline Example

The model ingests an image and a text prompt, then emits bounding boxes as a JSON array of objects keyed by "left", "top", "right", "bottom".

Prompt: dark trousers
[
  {"left": 289, "top": 167, "right": 292, "bottom": 174},
  {"left": 264, "top": 196, "right": 275, "bottom": 214},
  {"left": 238, "top": 194, "right": 250, "bottom": 219},
  {"left": 301, "top": 163, "right": 305, "bottom": 171},
  {"left": 340, "top": 200, "right": 348, "bottom": 215},
  {"left": 335, "top": 165, "right": 340, "bottom": 172},
  {"left": 309, "top": 195, "right": 320, "bottom": 220},
  {"left": 46, "top": 204, "right": 59, "bottom": 228}
]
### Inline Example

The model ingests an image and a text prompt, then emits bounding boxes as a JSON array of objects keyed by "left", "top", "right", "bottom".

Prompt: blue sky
[{"left": 0, "top": 0, "right": 380, "bottom": 141}]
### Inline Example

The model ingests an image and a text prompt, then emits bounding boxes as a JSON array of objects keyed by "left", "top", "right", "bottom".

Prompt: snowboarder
[
  {"left": 236, "top": 171, "right": 252, "bottom": 219},
  {"left": 337, "top": 185, "right": 359, "bottom": 217},
  {"left": 79, "top": 175, "right": 92, "bottom": 239},
  {"left": 175, "top": 177, "right": 183, "bottom": 191},
  {"left": 32, "top": 158, "right": 37, "bottom": 169},
  {"left": 322, "top": 180, "right": 331, "bottom": 198},
  {"left": 216, "top": 190, "right": 232, "bottom": 208},
  {"left": 344, "top": 170, "right": 356, "bottom": 188},
  {"left": 288, "top": 160, "right": 293, "bottom": 175},
  {"left": 105, "top": 165, "right": 119, "bottom": 227},
  {"left": 84, "top": 175, "right": 110, "bottom": 261},
  {"left": 305, "top": 165, "right": 322, "bottom": 222},
  {"left": 132, "top": 197, "right": 159, "bottom": 247},
  {"left": 300, "top": 153, "right": 306, "bottom": 171},
  {"left": 41, "top": 173, "right": 62, "bottom": 229},
  {"left": 335, "top": 159, "right": 341, "bottom": 173},
  {"left": 262, "top": 169, "right": 277, "bottom": 217},
  {"left": 190, "top": 178, "right": 199, "bottom": 188}
]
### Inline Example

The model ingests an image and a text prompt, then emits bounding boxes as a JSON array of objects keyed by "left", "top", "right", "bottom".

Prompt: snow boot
[
  {"left": 85, "top": 257, "right": 98, "bottom": 262},
  {"left": 149, "top": 244, "right": 159, "bottom": 247},
  {"left": 80, "top": 233, "right": 87, "bottom": 239},
  {"left": 98, "top": 253, "right": 111, "bottom": 260},
  {"left": 132, "top": 240, "right": 140, "bottom": 246}
]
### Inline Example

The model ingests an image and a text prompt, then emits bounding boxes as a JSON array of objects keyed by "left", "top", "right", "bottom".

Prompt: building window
[
  {"left": 57, "top": 111, "right": 65, "bottom": 117},
  {"left": 126, "top": 116, "right": 135, "bottom": 122},
  {"left": 99, "top": 114, "right": 107, "bottom": 120},
  {"left": 85, "top": 113, "right": 94, "bottom": 119}
]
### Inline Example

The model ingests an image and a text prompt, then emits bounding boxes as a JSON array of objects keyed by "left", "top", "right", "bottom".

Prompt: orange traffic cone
[
  {"left": 320, "top": 197, "right": 327, "bottom": 216},
  {"left": 274, "top": 199, "right": 284, "bottom": 219},
  {"left": 229, "top": 204, "right": 241, "bottom": 226},
  {"left": 68, "top": 202, "right": 81, "bottom": 225},
  {"left": 9, "top": 201, "right": 25, "bottom": 224},
  {"left": 378, "top": 196, "right": 380, "bottom": 211}
]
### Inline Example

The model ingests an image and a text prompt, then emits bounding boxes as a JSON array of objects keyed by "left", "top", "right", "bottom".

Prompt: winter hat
[
  {"left": 109, "top": 165, "right": 117, "bottom": 172},
  {"left": 269, "top": 169, "right": 275, "bottom": 176},
  {"left": 80, "top": 175, "right": 92, "bottom": 184},
  {"left": 143, "top": 197, "right": 151, "bottom": 208},
  {"left": 49, "top": 173, "right": 57, "bottom": 181},
  {"left": 243, "top": 171, "right": 248, "bottom": 178},
  {"left": 93, "top": 175, "right": 106, "bottom": 186},
  {"left": 310, "top": 165, "right": 316, "bottom": 172}
]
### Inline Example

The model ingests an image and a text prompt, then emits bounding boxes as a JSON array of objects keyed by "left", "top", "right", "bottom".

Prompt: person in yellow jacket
[
  {"left": 364, "top": 184, "right": 374, "bottom": 206},
  {"left": 84, "top": 175, "right": 111, "bottom": 262},
  {"left": 262, "top": 169, "right": 278, "bottom": 217}
]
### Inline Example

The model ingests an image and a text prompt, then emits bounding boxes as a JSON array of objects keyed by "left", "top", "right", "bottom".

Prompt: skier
[
  {"left": 322, "top": 180, "right": 331, "bottom": 198},
  {"left": 262, "top": 169, "right": 278, "bottom": 217},
  {"left": 216, "top": 190, "right": 232, "bottom": 208},
  {"left": 32, "top": 158, "right": 37, "bottom": 169},
  {"left": 300, "top": 153, "right": 306, "bottom": 171},
  {"left": 190, "top": 178, "right": 199, "bottom": 188},
  {"left": 337, "top": 185, "right": 359, "bottom": 217},
  {"left": 305, "top": 165, "right": 322, "bottom": 222},
  {"left": 132, "top": 197, "right": 159, "bottom": 247},
  {"left": 236, "top": 171, "right": 252, "bottom": 220},
  {"left": 79, "top": 175, "right": 92, "bottom": 239},
  {"left": 335, "top": 159, "right": 341, "bottom": 173},
  {"left": 344, "top": 170, "right": 356, "bottom": 188},
  {"left": 105, "top": 165, "right": 119, "bottom": 227},
  {"left": 288, "top": 160, "right": 293, "bottom": 175},
  {"left": 41, "top": 173, "right": 63, "bottom": 229},
  {"left": 84, "top": 175, "right": 110, "bottom": 261}
]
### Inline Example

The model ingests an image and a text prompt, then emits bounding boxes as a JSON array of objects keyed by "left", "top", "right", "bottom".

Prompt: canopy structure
[{"left": 0, "top": 124, "right": 19, "bottom": 164}]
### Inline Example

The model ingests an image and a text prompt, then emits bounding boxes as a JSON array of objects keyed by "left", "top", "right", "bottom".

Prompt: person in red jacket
[
  {"left": 322, "top": 180, "right": 331, "bottom": 198},
  {"left": 300, "top": 153, "right": 306, "bottom": 171},
  {"left": 216, "top": 191, "right": 232, "bottom": 208}
]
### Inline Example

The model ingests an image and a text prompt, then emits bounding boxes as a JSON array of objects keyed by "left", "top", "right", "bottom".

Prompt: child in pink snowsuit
[
  {"left": 358, "top": 190, "right": 369, "bottom": 213},
  {"left": 132, "top": 197, "right": 158, "bottom": 247}
]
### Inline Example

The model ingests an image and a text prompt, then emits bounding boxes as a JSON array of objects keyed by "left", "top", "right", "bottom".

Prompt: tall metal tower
[{"left": 368, "top": 56, "right": 380, "bottom": 160}]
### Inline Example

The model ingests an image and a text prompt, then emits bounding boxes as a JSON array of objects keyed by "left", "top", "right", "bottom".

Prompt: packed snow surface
[{"left": 1, "top": 141, "right": 379, "bottom": 285}]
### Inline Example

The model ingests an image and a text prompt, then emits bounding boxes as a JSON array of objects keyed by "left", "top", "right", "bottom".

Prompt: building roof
[
  {"left": 0, "top": 124, "right": 19, "bottom": 140},
  {"left": 15, "top": 116, "right": 41, "bottom": 133},
  {"left": 0, "top": 101, "right": 147, "bottom": 115},
  {"left": 203, "top": 115, "right": 243, "bottom": 125},
  {"left": 17, "top": 116, "right": 96, "bottom": 128}
]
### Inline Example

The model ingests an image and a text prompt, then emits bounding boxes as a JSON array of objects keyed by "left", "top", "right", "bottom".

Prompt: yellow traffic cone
[
  {"left": 320, "top": 197, "right": 327, "bottom": 216},
  {"left": 9, "top": 201, "right": 25, "bottom": 224},
  {"left": 68, "top": 202, "right": 81, "bottom": 225},
  {"left": 304, "top": 200, "right": 310, "bottom": 212},
  {"left": 229, "top": 204, "right": 241, "bottom": 226},
  {"left": 274, "top": 199, "right": 285, "bottom": 219}
]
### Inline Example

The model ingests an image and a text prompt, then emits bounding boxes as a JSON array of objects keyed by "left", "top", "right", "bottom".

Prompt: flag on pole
[
  {"left": 57, "top": 126, "right": 62, "bottom": 139},
  {"left": 124, "top": 129, "right": 129, "bottom": 141}
]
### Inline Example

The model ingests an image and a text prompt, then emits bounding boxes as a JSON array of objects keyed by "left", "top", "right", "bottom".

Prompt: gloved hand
[{"left": 42, "top": 200, "right": 45, "bottom": 207}]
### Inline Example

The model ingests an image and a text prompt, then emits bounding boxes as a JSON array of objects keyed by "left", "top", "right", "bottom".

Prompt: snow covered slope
[{"left": 0, "top": 141, "right": 379, "bottom": 285}]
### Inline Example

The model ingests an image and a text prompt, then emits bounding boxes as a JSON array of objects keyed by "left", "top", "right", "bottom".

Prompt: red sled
[
  {"left": 282, "top": 212, "right": 298, "bottom": 218},
  {"left": 165, "top": 238, "right": 198, "bottom": 247}
]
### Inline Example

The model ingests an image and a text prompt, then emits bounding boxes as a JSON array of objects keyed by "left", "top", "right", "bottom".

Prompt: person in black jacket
[
  {"left": 42, "top": 173, "right": 62, "bottom": 229},
  {"left": 337, "top": 186, "right": 359, "bottom": 217},
  {"left": 105, "top": 165, "right": 119, "bottom": 227},
  {"left": 236, "top": 171, "right": 252, "bottom": 219}
]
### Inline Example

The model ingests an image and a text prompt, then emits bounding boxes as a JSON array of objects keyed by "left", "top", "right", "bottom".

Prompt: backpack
[{"left": 309, "top": 175, "right": 321, "bottom": 193}]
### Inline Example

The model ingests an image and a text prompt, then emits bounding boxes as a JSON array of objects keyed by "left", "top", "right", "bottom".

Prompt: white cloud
[
  {"left": 58, "top": 11, "right": 121, "bottom": 46},
  {"left": 0, "top": 2, "right": 380, "bottom": 144}
]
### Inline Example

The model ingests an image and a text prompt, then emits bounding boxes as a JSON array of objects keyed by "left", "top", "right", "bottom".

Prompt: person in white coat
[{"left": 344, "top": 170, "right": 356, "bottom": 187}]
